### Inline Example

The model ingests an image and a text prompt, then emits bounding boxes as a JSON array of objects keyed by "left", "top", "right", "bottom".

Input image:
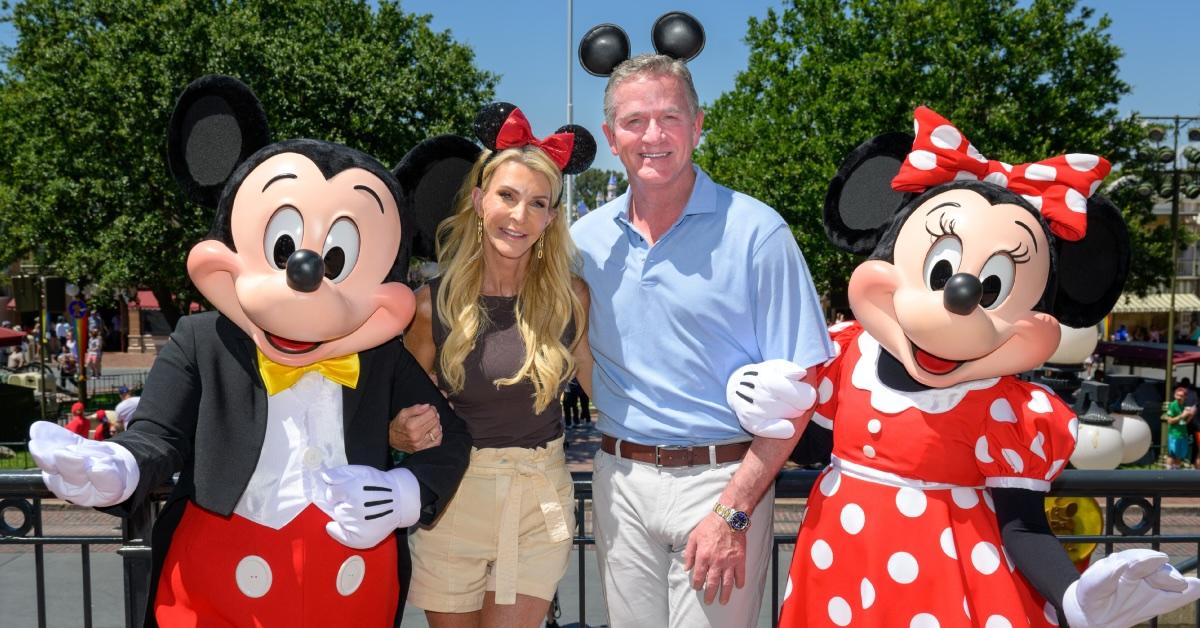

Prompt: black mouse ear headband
[
  {"left": 579, "top": 11, "right": 705, "bottom": 77},
  {"left": 472, "top": 102, "right": 596, "bottom": 204}
]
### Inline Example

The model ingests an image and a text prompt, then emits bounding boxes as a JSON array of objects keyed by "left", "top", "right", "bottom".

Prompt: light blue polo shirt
[{"left": 571, "top": 167, "right": 833, "bottom": 446}]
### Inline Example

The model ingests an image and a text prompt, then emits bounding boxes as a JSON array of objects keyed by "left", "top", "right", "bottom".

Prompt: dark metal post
[{"left": 119, "top": 502, "right": 155, "bottom": 628}]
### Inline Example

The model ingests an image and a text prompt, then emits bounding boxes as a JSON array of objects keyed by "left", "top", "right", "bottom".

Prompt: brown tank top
[{"left": 428, "top": 277, "right": 573, "bottom": 449}]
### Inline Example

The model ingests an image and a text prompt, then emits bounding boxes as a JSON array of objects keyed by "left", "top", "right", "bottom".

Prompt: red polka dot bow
[
  {"left": 891, "top": 106, "right": 1111, "bottom": 241},
  {"left": 495, "top": 107, "right": 576, "bottom": 171}
]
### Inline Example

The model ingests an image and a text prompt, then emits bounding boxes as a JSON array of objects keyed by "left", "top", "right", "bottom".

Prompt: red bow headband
[
  {"left": 891, "top": 106, "right": 1110, "bottom": 241},
  {"left": 493, "top": 107, "right": 576, "bottom": 171}
]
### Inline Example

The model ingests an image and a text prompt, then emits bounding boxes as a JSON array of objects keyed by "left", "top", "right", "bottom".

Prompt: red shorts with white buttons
[{"left": 154, "top": 502, "right": 399, "bottom": 627}]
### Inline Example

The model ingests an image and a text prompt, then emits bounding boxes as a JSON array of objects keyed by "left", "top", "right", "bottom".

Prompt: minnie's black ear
[
  {"left": 824, "top": 132, "right": 915, "bottom": 255},
  {"left": 1052, "top": 195, "right": 1130, "bottom": 328},
  {"left": 394, "top": 135, "right": 482, "bottom": 261},
  {"left": 579, "top": 23, "right": 631, "bottom": 77},
  {"left": 651, "top": 11, "right": 705, "bottom": 62},
  {"left": 167, "top": 75, "right": 270, "bottom": 209},
  {"left": 472, "top": 102, "right": 517, "bottom": 151},
  {"left": 556, "top": 124, "right": 596, "bottom": 175}
]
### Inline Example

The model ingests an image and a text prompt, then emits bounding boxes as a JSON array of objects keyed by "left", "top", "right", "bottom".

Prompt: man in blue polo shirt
[{"left": 571, "top": 54, "right": 832, "bottom": 627}]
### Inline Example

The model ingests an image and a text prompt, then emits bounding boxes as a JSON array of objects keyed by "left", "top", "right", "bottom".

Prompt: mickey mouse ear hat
[
  {"left": 579, "top": 11, "right": 705, "bottom": 77},
  {"left": 472, "top": 102, "right": 596, "bottom": 176}
]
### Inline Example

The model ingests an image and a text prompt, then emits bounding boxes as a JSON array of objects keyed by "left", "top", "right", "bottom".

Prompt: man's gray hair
[{"left": 603, "top": 54, "right": 700, "bottom": 126}]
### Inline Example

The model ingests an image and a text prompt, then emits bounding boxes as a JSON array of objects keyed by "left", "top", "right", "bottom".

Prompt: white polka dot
[
  {"left": 1089, "top": 180, "right": 1101, "bottom": 196},
  {"left": 989, "top": 398, "right": 1016, "bottom": 423},
  {"left": 908, "top": 150, "right": 938, "bottom": 171},
  {"left": 983, "top": 490, "right": 995, "bottom": 512},
  {"left": 896, "top": 487, "right": 927, "bottom": 518},
  {"left": 1030, "top": 432, "right": 1047, "bottom": 460},
  {"left": 820, "top": 468, "right": 841, "bottom": 497},
  {"left": 861, "top": 578, "right": 875, "bottom": 609},
  {"left": 1043, "top": 601, "right": 1060, "bottom": 625},
  {"left": 975, "top": 436, "right": 994, "bottom": 464},
  {"left": 964, "top": 596, "right": 972, "bottom": 618},
  {"left": 828, "top": 596, "right": 853, "bottom": 626},
  {"left": 972, "top": 542, "right": 1001, "bottom": 574},
  {"left": 967, "top": 143, "right": 987, "bottom": 163},
  {"left": 1025, "top": 164, "right": 1057, "bottom": 181},
  {"left": 811, "top": 539, "right": 834, "bottom": 570},
  {"left": 1001, "top": 448, "right": 1025, "bottom": 473},
  {"left": 911, "top": 612, "right": 940, "bottom": 628},
  {"left": 1066, "top": 153, "right": 1100, "bottom": 172},
  {"left": 867, "top": 418, "right": 882, "bottom": 434},
  {"left": 863, "top": 445, "right": 877, "bottom": 458},
  {"left": 931, "top": 124, "right": 963, "bottom": 149},
  {"left": 1068, "top": 417, "right": 1079, "bottom": 441},
  {"left": 999, "top": 161, "right": 1013, "bottom": 172},
  {"left": 888, "top": 552, "right": 919, "bottom": 584},
  {"left": 951, "top": 487, "right": 979, "bottom": 509},
  {"left": 1065, "top": 188, "right": 1087, "bottom": 213},
  {"left": 1027, "top": 389, "right": 1054, "bottom": 414},
  {"left": 818, "top": 377, "right": 834, "bottom": 404},
  {"left": 983, "top": 172, "right": 1009, "bottom": 187},
  {"left": 812, "top": 411, "right": 833, "bottom": 430},
  {"left": 1021, "top": 194, "right": 1044, "bottom": 210},
  {"left": 841, "top": 503, "right": 866, "bottom": 535},
  {"left": 1045, "top": 459, "right": 1066, "bottom": 481},
  {"left": 954, "top": 170, "right": 978, "bottom": 181},
  {"left": 986, "top": 615, "right": 1013, "bottom": 628},
  {"left": 914, "top": 119, "right": 920, "bottom": 136},
  {"left": 940, "top": 527, "right": 957, "bottom": 559},
  {"left": 784, "top": 576, "right": 794, "bottom": 600}
]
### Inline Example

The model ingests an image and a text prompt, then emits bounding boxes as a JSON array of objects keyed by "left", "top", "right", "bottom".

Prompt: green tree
[
  {"left": 695, "top": 0, "right": 1164, "bottom": 303},
  {"left": 574, "top": 168, "right": 627, "bottom": 209},
  {"left": 0, "top": 0, "right": 496, "bottom": 327}
]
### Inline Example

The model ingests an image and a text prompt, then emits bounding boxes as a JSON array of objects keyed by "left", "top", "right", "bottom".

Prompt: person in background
[
  {"left": 85, "top": 328, "right": 102, "bottom": 377},
  {"left": 92, "top": 409, "right": 113, "bottom": 441},
  {"left": 65, "top": 401, "right": 90, "bottom": 438},
  {"left": 1164, "top": 387, "right": 1193, "bottom": 469},
  {"left": 57, "top": 348, "right": 77, "bottom": 390},
  {"left": 114, "top": 385, "right": 140, "bottom": 431}
]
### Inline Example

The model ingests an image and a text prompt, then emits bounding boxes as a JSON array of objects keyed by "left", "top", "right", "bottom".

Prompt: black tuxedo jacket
[{"left": 106, "top": 311, "right": 472, "bottom": 626}]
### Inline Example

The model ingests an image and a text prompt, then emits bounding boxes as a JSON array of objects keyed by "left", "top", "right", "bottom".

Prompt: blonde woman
[{"left": 391, "top": 102, "right": 596, "bottom": 628}]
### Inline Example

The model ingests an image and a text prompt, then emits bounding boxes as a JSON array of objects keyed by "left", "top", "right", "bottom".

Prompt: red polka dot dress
[{"left": 779, "top": 322, "right": 1078, "bottom": 628}]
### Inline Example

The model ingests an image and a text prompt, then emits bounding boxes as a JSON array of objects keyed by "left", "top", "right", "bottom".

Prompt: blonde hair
[{"left": 434, "top": 146, "right": 584, "bottom": 413}]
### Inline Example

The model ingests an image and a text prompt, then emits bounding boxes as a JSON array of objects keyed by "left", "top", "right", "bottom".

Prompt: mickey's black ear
[
  {"left": 556, "top": 124, "right": 596, "bottom": 175},
  {"left": 824, "top": 132, "right": 915, "bottom": 255},
  {"left": 579, "top": 23, "right": 630, "bottom": 77},
  {"left": 1052, "top": 195, "right": 1130, "bottom": 328},
  {"left": 167, "top": 75, "right": 271, "bottom": 209},
  {"left": 472, "top": 102, "right": 517, "bottom": 150},
  {"left": 394, "top": 135, "right": 482, "bottom": 260},
  {"left": 651, "top": 11, "right": 704, "bottom": 62}
]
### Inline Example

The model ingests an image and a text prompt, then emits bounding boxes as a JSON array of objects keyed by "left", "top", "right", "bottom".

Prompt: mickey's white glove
[
  {"left": 1063, "top": 548, "right": 1200, "bottom": 628},
  {"left": 321, "top": 465, "right": 421, "bottom": 550},
  {"left": 28, "top": 421, "right": 139, "bottom": 507},
  {"left": 725, "top": 359, "right": 817, "bottom": 439}
]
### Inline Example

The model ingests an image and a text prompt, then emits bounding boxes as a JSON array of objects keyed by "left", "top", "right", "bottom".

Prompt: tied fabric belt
[
  {"left": 468, "top": 439, "right": 571, "bottom": 605},
  {"left": 601, "top": 435, "right": 751, "bottom": 468},
  {"left": 832, "top": 455, "right": 981, "bottom": 491}
]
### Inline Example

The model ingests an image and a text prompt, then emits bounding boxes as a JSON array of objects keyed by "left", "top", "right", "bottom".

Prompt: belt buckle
[{"left": 655, "top": 445, "right": 691, "bottom": 467}]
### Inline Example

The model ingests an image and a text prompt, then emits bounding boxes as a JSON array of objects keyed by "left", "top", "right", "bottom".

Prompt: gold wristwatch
[{"left": 713, "top": 502, "right": 751, "bottom": 532}]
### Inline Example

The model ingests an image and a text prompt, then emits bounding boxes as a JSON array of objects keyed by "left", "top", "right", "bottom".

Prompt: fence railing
[{"left": 2, "top": 469, "right": 1198, "bottom": 628}]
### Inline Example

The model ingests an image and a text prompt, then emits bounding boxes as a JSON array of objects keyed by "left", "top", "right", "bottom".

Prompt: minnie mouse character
[
  {"left": 28, "top": 75, "right": 476, "bottom": 627},
  {"left": 727, "top": 107, "right": 1200, "bottom": 627}
]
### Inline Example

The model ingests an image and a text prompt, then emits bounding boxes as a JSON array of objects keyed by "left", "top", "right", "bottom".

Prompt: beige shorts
[{"left": 407, "top": 436, "right": 575, "bottom": 613}]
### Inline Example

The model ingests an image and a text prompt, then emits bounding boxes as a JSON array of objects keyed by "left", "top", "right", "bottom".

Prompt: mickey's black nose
[
  {"left": 943, "top": 273, "right": 982, "bottom": 316},
  {"left": 286, "top": 249, "right": 325, "bottom": 293}
]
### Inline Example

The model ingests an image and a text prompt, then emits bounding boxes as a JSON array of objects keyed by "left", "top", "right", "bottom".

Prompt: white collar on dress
[{"left": 851, "top": 331, "right": 999, "bottom": 415}]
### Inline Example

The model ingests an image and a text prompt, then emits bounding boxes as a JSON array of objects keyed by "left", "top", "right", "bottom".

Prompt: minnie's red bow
[
  {"left": 892, "top": 106, "right": 1110, "bottom": 241},
  {"left": 495, "top": 108, "right": 575, "bottom": 171}
]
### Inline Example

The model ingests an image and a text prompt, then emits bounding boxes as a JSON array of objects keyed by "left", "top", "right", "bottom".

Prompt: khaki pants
[{"left": 592, "top": 448, "right": 774, "bottom": 628}]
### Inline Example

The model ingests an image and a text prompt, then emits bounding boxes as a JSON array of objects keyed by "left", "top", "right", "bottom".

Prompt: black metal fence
[{"left": 2, "top": 469, "right": 1198, "bottom": 628}]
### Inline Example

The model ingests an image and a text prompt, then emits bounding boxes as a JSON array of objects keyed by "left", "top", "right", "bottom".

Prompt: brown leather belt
[{"left": 600, "top": 435, "right": 751, "bottom": 468}]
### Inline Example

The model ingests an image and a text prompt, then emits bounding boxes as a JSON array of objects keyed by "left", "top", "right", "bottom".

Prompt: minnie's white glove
[
  {"left": 725, "top": 359, "right": 817, "bottom": 439},
  {"left": 321, "top": 465, "right": 421, "bottom": 550},
  {"left": 28, "top": 421, "right": 139, "bottom": 507},
  {"left": 1063, "top": 548, "right": 1200, "bottom": 627}
]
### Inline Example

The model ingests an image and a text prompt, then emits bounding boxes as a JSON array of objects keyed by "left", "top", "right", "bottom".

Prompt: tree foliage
[
  {"left": 574, "top": 168, "right": 627, "bottom": 210},
  {"left": 0, "top": 0, "right": 496, "bottom": 326},
  {"left": 696, "top": 0, "right": 1166, "bottom": 304}
]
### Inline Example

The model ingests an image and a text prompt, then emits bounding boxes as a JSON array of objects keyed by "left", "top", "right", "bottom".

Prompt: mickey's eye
[
  {"left": 923, "top": 237, "right": 962, "bottom": 291},
  {"left": 322, "top": 218, "right": 360, "bottom": 283},
  {"left": 979, "top": 253, "right": 1015, "bottom": 309},
  {"left": 264, "top": 207, "right": 303, "bottom": 270}
]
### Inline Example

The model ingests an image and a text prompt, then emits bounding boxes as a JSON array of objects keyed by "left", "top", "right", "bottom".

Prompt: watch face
[{"left": 729, "top": 511, "right": 750, "bottom": 531}]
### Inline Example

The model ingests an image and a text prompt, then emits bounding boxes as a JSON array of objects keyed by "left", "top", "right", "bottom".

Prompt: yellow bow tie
[{"left": 257, "top": 349, "right": 360, "bottom": 396}]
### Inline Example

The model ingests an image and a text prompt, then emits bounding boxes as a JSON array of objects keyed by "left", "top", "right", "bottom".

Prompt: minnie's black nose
[
  {"left": 286, "top": 249, "right": 325, "bottom": 293},
  {"left": 943, "top": 273, "right": 982, "bottom": 316}
]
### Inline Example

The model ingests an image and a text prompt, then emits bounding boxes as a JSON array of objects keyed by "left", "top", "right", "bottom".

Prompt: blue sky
[{"left": 2, "top": 0, "right": 1197, "bottom": 173}]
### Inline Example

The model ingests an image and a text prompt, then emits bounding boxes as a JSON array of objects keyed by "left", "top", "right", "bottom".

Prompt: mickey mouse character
[
  {"left": 28, "top": 75, "right": 476, "bottom": 627},
  {"left": 727, "top": 107, "right": 1200, "bottom": 627}
]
